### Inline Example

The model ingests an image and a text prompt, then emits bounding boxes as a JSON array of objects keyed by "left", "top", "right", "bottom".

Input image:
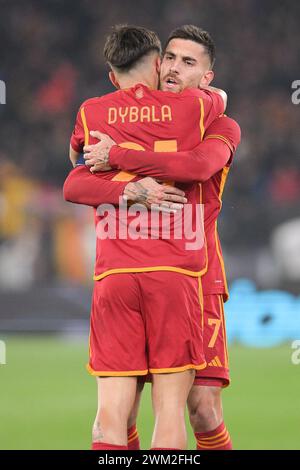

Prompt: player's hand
[
  {"left": 83, "top": 130, "right": 115, "bottom": 173},
  {"left": 123, "top": 177, "right": 187, "bottom": 213}
]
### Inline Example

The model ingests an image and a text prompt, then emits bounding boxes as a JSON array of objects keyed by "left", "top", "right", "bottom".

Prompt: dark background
[{"left": 0, "top": 0, "right": 299, "bottom": 328}]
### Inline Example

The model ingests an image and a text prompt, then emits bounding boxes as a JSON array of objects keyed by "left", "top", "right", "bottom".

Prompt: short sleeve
[{"left": 70, "top": 107, "right": 85, "bottom": 153}]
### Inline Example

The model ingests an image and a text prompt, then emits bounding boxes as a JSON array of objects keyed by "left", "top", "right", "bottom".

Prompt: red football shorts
[
  {"left": 194, "top": 294, "right": 230, "bottom": 387},
  {"left": 87, "top": 271, "right": 207, "bottom": 376}
]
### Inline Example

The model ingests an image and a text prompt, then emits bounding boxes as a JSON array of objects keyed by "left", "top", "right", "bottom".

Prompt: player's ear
[
  {"left": 109, "top": 71, "right": 120, "bottom": 90},
  {"left": 155, "top": 56, "right": 161, "bottom": 73},
  {"left": 200, "top": 70, "right": 214, "bottom": 87}
]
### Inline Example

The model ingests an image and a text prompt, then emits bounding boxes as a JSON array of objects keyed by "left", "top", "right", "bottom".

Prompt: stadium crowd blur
[{"left": 0, "top": 0, "right": 299, "bottom": 292}]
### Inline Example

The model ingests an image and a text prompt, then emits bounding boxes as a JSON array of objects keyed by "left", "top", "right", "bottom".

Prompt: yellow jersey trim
[
  {"left": 93, "top": 265, "right": 207, "bottom": 281},
  {"left": 219, "top": 166, "right": 230, "bottom": 199},
  {"left": 198, "top": 182, "right": 208, "bottom": 276},
  {"left": 198, "top": 277, "right": 204, "bottom": 331},
  {"left": 204, "top": 134, "right": 233, "bottom": 151},
  {"left": 86, "top": 364, "right": 148, "bottom": 377},
  {"left": 214, "top": 166, "right": 230, "bottom": 299},
  {"left": 149, "top": 362, "right": 207, "bottom": 374},
  {"left": 80, "top": 107, "right": 89, "bottom": 146},
  {"left": 219, "top": 296, "right": 229, "bottom": 369},
  {"left": 199, "top": 98, "right": 205, "bottom": 140},
  {"left": 215, "top": 222, "right": 229, "bottom": 301}
]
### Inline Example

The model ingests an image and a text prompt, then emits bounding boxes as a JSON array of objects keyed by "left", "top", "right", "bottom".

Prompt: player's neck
[{"left": 118, "top": 73, "right": 157, "bottom": 91}]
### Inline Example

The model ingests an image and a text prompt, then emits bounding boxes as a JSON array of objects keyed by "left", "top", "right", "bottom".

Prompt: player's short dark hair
[
  {"left": 104, "top": 25, "right": 162, "bottom": 73},
  {"left": 165, "top": 25, "right": 216, "bottom": 68}
]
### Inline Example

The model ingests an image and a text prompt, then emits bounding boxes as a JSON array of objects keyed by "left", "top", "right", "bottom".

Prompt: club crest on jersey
[{"left": 135, "top": 87, "right": 144, "bottom": 99}]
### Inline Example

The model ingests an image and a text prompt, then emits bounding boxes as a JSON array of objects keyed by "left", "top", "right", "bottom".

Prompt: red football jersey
[
  {"left": 70, "top": 83, "right": 224, "bottom": 280},
  {"left": 105, "top": 115, "right": 241, "bottom": 300},
  {"left": 201, "top": 117, "right": 241, "bottom": 300},
  {"left": 200, "top": 117, "right": 240, "bottom": 300}
]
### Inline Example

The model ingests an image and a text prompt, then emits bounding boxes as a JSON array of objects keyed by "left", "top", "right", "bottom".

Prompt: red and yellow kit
[
  {"left": 100, "top": 115, "right": 240, "bottom": 384},
  {"left": 105, "top": 115, "right": 240, "bottom": 301},
  {"left": 68, "top": 89, "right": 238, "bottom": 376},
  {"left": 194, "top": 294, "right": 230, "bottom": 386},
  {"left": 88, "top": 271, "right": 207, "bottom": 376},
  {"left": 106, "top": 116, "right": 240, "bottom": 384},
  {"left": 70, "top": 83, "right": 224, "bottom": 280},
  {"left": 201, "top": 117, "right": 240, "bottom": 301},
  {"left": 196, "top": 117, "right": 240, "bottom": 387}
]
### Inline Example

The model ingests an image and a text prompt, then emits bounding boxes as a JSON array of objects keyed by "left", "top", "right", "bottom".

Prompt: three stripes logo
[{"left": 208, "top": 355, "right": 222, "bottom": 367}]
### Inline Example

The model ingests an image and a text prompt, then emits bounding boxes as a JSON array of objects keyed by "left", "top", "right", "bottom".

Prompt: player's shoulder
[
  {"left": 78, "top": 96, "right": 102, "bottom": 110},
  {"left": 211, "top": 114, "right": 241, "bottom": 135},
  {"left": 78, "top": 89, "right": 122, "bottom": 110},
  {"left": 149, "top": 87, "right": 206, "bottom": 102},
  {"left": 179, "top": 87, "right": 218, "bottom": 101},
  {"left": 168, "top": 88, "right": 223, "bottom": 111},
  {"left": 206, "top": 114, "right": 241, "bottom": 146},
  {"left": 180, "top": 88, "right": 205, "bottom": 98}
]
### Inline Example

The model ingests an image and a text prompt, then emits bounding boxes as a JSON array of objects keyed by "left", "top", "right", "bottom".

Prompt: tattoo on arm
[{"left": 135, "top": 182, "right": 149, "bottom": 201}]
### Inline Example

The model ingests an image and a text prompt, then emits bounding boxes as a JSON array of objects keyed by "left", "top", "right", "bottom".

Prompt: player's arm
[
  {"left": 69, "top": 103, "right": 88, "bottom": 167},
  {"left": 63, "top": 165, "right": 128, "bottom": 206},
  {"left": 69, "top": 145, "right": 80, "bottom": 167},
  {"left": 86, "top": 117, "right": 241, "bottom": 183},
  {"left": 109, "top": 139, "right": 230, "bottom": 183},
  {"left": 84, "top": 90, "right": 228, "bottom": 176},
  {"left": 63, "top": 165, "right": 187, "bottom": 209},
  {"left": 65, "top": 102, "right": 128, "bottom": 204}
]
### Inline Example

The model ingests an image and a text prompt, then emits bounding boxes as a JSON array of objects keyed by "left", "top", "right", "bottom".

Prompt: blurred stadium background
[{"left": 0, "top": 0, "right": 300, "bottom": 449}]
